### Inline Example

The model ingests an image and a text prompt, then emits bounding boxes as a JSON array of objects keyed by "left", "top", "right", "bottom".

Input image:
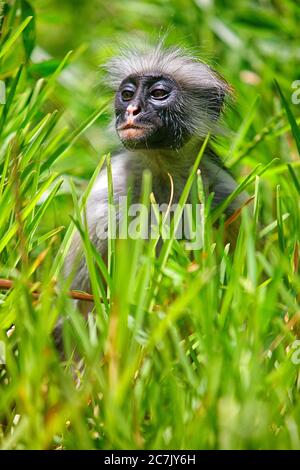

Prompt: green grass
[{"left": 0, "top": 0, "right": 300, "bottom": 450}]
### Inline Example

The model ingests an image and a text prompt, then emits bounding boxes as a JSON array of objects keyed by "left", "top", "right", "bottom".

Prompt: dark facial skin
[{"left": 115, "top": 74, "right": 188, "bottom": 150}]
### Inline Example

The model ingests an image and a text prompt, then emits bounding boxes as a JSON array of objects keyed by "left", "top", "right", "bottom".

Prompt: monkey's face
[{"left": 115, "top": 74, "right": 188, "bottom": 150}]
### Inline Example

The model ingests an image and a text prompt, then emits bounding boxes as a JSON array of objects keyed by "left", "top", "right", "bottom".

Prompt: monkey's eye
[
  {"left": 150, "top": 88, "right": 169, "bottom": 100},
  {"left": 121, "top": 89, "right": 135, "bottom": 101}
]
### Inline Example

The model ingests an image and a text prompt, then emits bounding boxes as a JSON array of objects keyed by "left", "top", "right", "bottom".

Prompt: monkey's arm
[
  {"left": 63, "top": 154, "right": 130, "bottom": 292},
  {"left": 201, "top": 154, "right": 249, "bottom": 213}
]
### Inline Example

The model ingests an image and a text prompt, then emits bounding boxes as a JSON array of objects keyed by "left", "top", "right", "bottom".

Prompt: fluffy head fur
[{"left": 106, "top": 43, "right": 231, "bottom": 143}]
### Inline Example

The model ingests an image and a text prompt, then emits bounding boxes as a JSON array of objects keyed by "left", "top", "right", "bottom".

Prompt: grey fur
[
  {"left": 64, "top": 44, "right": 247, "bottom": 292},
  {"left": 106, "top": 43, "right": 230, "bottom": 138}
]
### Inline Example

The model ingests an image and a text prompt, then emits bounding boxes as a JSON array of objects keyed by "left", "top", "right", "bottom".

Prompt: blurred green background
[{"left": 1, "top": 0, "right": 300, "bottom": 450}]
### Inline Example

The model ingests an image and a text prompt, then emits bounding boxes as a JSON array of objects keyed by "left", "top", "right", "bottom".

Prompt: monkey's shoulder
[{"left": 89, "top": 152, "right": 131, "bottom": 202}]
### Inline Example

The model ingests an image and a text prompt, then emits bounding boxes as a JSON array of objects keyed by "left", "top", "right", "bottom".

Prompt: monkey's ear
[
  {"left": 208, "top": 84, "right": 228, "bottom": 118},
  {"left": 205, "top": 73, "right": 232, "bottom": 120}
]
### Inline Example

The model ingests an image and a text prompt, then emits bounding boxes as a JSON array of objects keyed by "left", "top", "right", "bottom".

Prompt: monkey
[{"left": 62, "top": 43, "right": 249, "bottom": 305}]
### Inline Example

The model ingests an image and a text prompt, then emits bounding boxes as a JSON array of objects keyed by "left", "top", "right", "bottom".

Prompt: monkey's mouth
[{"left": 117, "top": 123, "right": 152, "bottom": 141}]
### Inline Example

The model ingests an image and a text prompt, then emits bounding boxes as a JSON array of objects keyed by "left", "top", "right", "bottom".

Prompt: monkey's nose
[{"left": 126, "top": 104, "right": 141, "bottom": 117}]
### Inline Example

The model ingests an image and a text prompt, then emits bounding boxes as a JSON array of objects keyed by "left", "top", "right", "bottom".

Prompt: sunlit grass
[{"left": 0, "top": 0, "right": 299, "bottom": 450}]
